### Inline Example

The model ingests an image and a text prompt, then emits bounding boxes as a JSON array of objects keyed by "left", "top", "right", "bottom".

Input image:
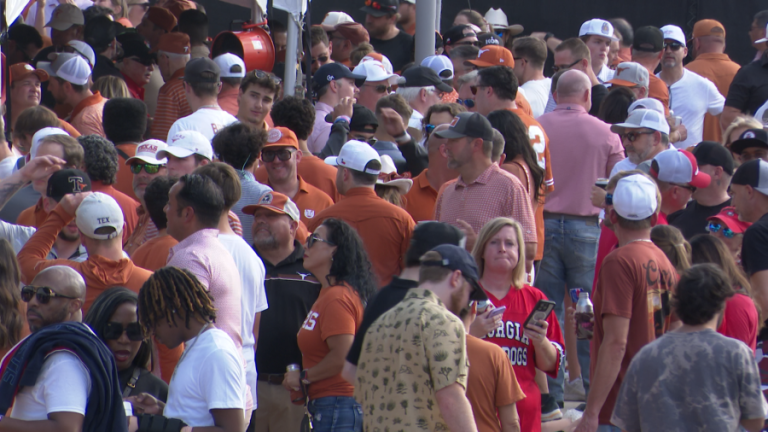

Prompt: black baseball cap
[
  {"left": 312, "top": 63, "right": 366, "bottom": 91},
  {"left": 434, "top": 112, "right": 494, "bottom": 141},
  {"left": 410, "top": 222, "right": 465, "bottom": 256},
  {"left": 730, "top": 129, "right": 768, "bottom": 155},
  {"left": 443, "top": 24, "right": 477, "bottom": 46},
  {"left": 184, "top": 57, "right": 220, "bottom": 84},
  {"left": 477, "top": 32, "right": 502, "bottom": 47},
  {"left": 421, "top": 244, "right": 487, "bottom": 301},
  {"left": 732, "top": 159, "right": 768, "bottom": 196},
  {"left": 359, "top": 0, "right": 397, "bottom": 18},
  {"left": 692, "top": 141, "right": 734, "bottom": 175},
  {"left": 398, "top": 66, "right": 453, "bottom": 93},
  {"left": 117, "top": 32, "right": 155, "bottom": 66},
  {"left": 633, "top": 26, "right": 663, "bottom": 53},
  {"left": 47, "top": 169, "right": 92, "bottom": 202},
  {"left": 350, "top": 104, "right": 378, "bottom": 132}
]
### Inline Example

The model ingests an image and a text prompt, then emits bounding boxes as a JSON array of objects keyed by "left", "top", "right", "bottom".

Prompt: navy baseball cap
[
  {"left": 421, "top": 244, "right": 487, "bottom": 300},
  {"left": 312, "top": 63, "right": 366, "bottom": 91},
  {"left": 730, "top": 129, "right": 768, "bottom": 155}
]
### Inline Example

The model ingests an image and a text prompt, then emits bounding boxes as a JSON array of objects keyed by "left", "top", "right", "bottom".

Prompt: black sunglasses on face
[
  {"left": 454, "top": 41, "right": 479, "bottom": 47},
  {"left": 130, "top": 163, "right": 162, "bottom": 174},
  {"left": 261, "top": 149, "right": 295, "bottom": 162},
  {"left": 664, "top": 42, "right": 683, "bottom": 51},
  {"left": 312, "top": 55, "right": 329, "bottom": 64},
  {"left": 621, "top": 131, "right": 655, "bottom": 142},
  {"left": 552, "top": 58, "right": 582, "bottom": 73},
  {"left": 306, "top": 233, "right": 336, "bottom": 248},
  {"left": 364, "top": 84, "right": 391, "bottom": 94},
  {"left": 21, "top": 286, "right": 78, "bottom": 304},
  {"left": 103, "top": 322, "right": 144, "bottom": 341}
]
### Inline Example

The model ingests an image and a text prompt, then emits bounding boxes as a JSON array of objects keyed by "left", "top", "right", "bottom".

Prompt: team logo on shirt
[
  {"left": 304, "top": 209, "right": 315, "bottom": 218},
  {"left": 301, "top": 311, "right": 319, "bottom": 331},
  {"left": 267, "top": 129, "right": 283, "bottom": 143}
]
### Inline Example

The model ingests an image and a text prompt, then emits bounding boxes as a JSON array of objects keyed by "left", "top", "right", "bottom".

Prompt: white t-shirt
[
  {"left": 598, "top": 64, "right": 615, "bottom": 83},
  {"left": 658, "top": 69, "right": 725, "bottom": 149},
  {"left": 218, "top": 234, "right": 268, "bottom": 405},
  {"left": 165, "top": 328, "right": 247, "bottom": 427},
  {"left": 520, "top": 78, "right": 552, "bottom": 119},
  {"left": 11, "top": 351, "right": 91, "bottom": 420},
  {"left": 408, "top": 109, "right": 424, "bottom": 130},
  {"left": 167, "top": 107, "right": 238, "bottom": 143},
  {"left": 754, "top": 99, "right": 768, "bottom": 126},
  {"left": 610, "top": 158, "right": 639, "bottom": 178}
]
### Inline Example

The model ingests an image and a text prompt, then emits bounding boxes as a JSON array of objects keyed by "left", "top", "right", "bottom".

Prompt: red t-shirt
[
  {"left": 718, "top": 292, "right": 759, "bottom": 353},
  {"left": 482, "top": 284, "right": 564, "bottom": 432}
]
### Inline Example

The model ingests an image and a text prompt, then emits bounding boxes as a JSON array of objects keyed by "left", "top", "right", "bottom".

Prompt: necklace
[
  {"left": 624, "top": 238, "right": 653, "bottom": 245},
  {"left": 170, "top": 322, "right": 211, "bottom": 383}
]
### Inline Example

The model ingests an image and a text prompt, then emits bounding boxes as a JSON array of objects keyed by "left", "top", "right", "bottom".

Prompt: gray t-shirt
[{"left": 612, "top": 329, "right": 767, "bottom": 432}]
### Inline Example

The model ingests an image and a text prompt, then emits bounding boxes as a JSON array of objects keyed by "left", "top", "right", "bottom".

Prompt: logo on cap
[
  {"left": 260, "top": 192, "right": 273, "bottom": 205},
  {"left": 68, "top": 176, "right": 85, "bottom": 192},
  {"left": 725, "top": 209, "right": 736, "bottom": 217},
  {"left": 267, "top": 129, "right": 282, "bottom": 143},
  {"left": 24, "top": 65, "right": 34, "bottom": 71},
  {"left": 139, "top": 143, "right": 158, "bottom": 153},
  {"left": 183, "top": 46, "right": 189, "bottom": 53},
  {"left": 478, "top": 48, "right": 490, "bottom": 57},
  {"left": 449, "top": 116, "right": 460, "bottom": 127},
  {"left": 170, "top": 133, "right": 184, "bottom": 143},
  {"left": 327, "top": 75, "right": 334, "bottom": 81},
  {"left": 745, "top": 131, "right": 756, "bottom": 139},
  {"left": 601, "top": 22, "right": 609, "bottom": 34},
  {"left": 97, "top": 217, "right": 111, "bottom": 223},
  {"left": 305, "top": 209, "right": 315, "bottom": 218},
  {"left": 616, "top": 66, "right": 629, "bottom": 75}
]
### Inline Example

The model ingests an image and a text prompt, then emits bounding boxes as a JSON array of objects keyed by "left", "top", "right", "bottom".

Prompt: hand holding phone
[
  {"left": 522, "top": 300, "right": 555, "bottom": 330},
  {"left": 488, "top": 306, "right": 506, "bottom": 318}
]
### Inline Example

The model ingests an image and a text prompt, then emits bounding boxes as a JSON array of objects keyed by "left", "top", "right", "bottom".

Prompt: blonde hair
[
  {"left": 651, "top": 225, "right": 691, "bottom": 274},
  {"left": 374, "top": 184, "right": 405, "bottom": 208},
  {"left": 472, "top": 217, "right": 526, "bottom": 289},
  {"left": 92, "top": 75, "right": 131, "bottom": 99},
  {"left": 723, "top": 115, "right": 763, "bottom": 147}
]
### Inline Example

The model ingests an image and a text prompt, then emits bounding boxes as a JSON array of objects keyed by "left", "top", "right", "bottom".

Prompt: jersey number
[
  {"left": 528, "top": 125, "right": 546, "bottom": 170},
  {"left": 302, "top": 312, "right": 319, "bottom": 331}
]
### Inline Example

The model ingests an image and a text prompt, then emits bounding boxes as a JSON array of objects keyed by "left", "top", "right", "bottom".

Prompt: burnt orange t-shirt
[
  {"left": 403, "top": 169, "right": 439, "bottom": 222},
  {"left": 466, "top": 335, "right": 526, "bottom": 432},
  {"left": 132, "top": 234, "right": 178, "bottom": 271},
  {"left": 297, "top": 284, "right": 364, "bottom": 399},
  {"left": 687, "top": 53, "right": 741, "bottom": 143},
  {"left": 255, "top": 154, "right": 341, "bottom": 203},
  {"left": 648, "top": 74, "right": 670, "bottom": 117},
  {"left": 114, "top": 143, "right": 138, "bottom": 200},
  {"left": 515, "top": 92, "right": 534, "bottom": 118},
  {"left": 58, "top": 119, "right": 81, "bottom": 138},
  {"left": 307, "top": 187, "right": 415, "bottom": 286}
]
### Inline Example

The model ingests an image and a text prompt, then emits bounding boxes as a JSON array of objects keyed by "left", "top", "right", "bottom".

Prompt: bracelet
[
  {"left": 395, "top": 133, "right": 412, "bottom": 145},
  {"left": 334, "top": 115, "right": 351, "bottom": 124},
  {"left": 300, "top": 369, "right": 311, "bottom": 385}
]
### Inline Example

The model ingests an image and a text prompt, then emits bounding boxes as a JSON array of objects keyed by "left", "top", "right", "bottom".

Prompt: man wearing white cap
[
  {"left": 214, "top": 53, "right": 246, "bottom": 116},
  {"left": 608, "top": 105, "right": 670, "bottom": 178},
  {"left": 579, "top": 18, "right": 619, "bottom": 83},
  {"left": 158, "top": 130, "right": 212, "bottom": 177},
  {"left": 575, "top": 173, "right": 677, "bottom": 432},
  {"left": 658, "top": 25, "right": 724, "bottom": 149},
  {"left": 649, "top": 148, "right": 712, "bottom": 223},
  {"left": 353, "top": 59, "right": 398, "bottom": 112},
  {"left": 307, "top": 140, "right": 415, "bottom": 285},
  {"left": 123, "top": 140, "right": 168, "bottom": 255},
  {"left": 39, "top": 53, "right": 106, "bottom": 137}
]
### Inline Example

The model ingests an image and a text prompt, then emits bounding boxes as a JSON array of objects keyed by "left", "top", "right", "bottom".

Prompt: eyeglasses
[
  {"left": 470, "top": 85, "right": 488, "bottom": 95},
  {"left": 312, "top": 55, "right": 329, "bottom": 64},
  {"left": 103, "top": 322, "right": 144, "bottom": 341},
  {"left": 350, "top": 135, "right": 377, "bottom": 145},
  {"left": 364, "top": 0, "right": 396, "bottom": 11},
  {"left": 425, "top": 124, "right": 436, "bottom": 135},
  {"left": 130, "top": 163, "right": 163, "bottom": 174},
  {"left": 552, "top": 59, "right": 582, "bottom": 73},
  {"left": 664, "top": 42, "right": 683, "bottom": 51},
  {"left": 306, "top": 233, "right": 336, "bottom": 248},
  {"left": 363, "top": 84, "right": 391, "bottom": 94},
  {"left": 127, "top": 56, "right": 154, "bottom": 67},
  {"left": 675, "top": 184, "right": 696, "bottom": 193},
  {"left": 261, "top": 148, "right": 295, "bottom": 162},
  {"left": 249, "top": 70, "right": 282, "bottom": 85},
  {"left": 21, "top": 286, "right": 78, "bottom": 304},
  {"left": 605, "top": 193, "right": 613, "bottom": 206},
  {"left": 457, "top": 98, "right": 475, "bottom": 108},
  {"left": 707, "top": 222, "right": 736, "bottom": 238},
  {"left": 620, "top": 131, "right": 655, "bottom": 142},
  {"left": 454, "top": 41, "right": 479, "bottom": 47}
]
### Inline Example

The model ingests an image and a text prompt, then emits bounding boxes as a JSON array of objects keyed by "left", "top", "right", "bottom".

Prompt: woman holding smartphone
[{"left": 470, "top": 217, "right": 564, "bottom": 432}]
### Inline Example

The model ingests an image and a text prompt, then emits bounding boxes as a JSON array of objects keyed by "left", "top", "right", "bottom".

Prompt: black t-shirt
[
  {"left": 370, "top": 31, "right": 414, "bottom": 73},
  {"left": 346, "top": 276, "right": 419, "bottom": 366},
  {"left": 589, "top": 84, "right": 609, "bottom": 117},
  {"left": 725, "top": 54, "right": 768, "bottom": 116},
  {"left": 254, "top": 241, "right": 321, "bottom": 375},
  {"left": 118, "top": 366, "right": 169, "bottom": 402},
  {"left": 667, "top": 198, "right": 731, "bottom": 239},
  {"left": 742, "top": 212, "right": 768, "bottom": 277}
]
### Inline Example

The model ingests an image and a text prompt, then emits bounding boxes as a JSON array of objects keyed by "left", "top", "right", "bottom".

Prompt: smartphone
[
  {"left": 595, "top": 178, "right": 609, "bottom": 189},
  {"left": 488, "top": 306, "right": 506, "bottom": 318},
  {"left": 522, "top": 300, "right": 556, "bottom": 329},
  {"left": 474, "top": 300, "right": 491, "bottom": 313}
]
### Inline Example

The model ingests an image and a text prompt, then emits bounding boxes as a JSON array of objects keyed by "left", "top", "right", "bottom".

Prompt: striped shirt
[{"left": 150, "top": 68, "right": 192, "bottom": 141}]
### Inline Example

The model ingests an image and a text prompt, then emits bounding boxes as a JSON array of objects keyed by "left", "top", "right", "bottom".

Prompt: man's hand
[
  {"left": 456, "top": 219, "right": 478, "bottom": 251},
  {"left": 331, "top": 97, "right": 355, "bottom": 121},
  {"left": 19, "top": 155, "right": 66, "bottom": 183},
  {"left": 670, "top": 123, "right": 688, "bottom": 143},
  {"left": 59, "top": 191, "right": 92, "bottom": 215},
  {"left": 379, "top": 107, "right": 407, "bottom": 139},
  {"left": 591, "top": 185, "right": 607, "bottom": 208},
  {"left": 125, "top": 393, "right": 164, "bottom": 415}
]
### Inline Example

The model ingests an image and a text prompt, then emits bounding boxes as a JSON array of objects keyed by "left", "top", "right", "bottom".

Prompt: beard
[
  {"left": 252, "top": 224, "right": 279, "bottom": 250},
  {"left": 447, "top": 283, "right": 471, "bottom": 317},
  {"left": 58, "top": 229, "right": 80, "bottom": 242}
]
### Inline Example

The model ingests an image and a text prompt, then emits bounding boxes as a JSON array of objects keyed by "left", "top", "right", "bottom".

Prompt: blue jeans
[
  {"left": 307, "top": 396, "right": 363, "bottom": 432},
  {"left": 597, "top": 425, "right": 622, "bottom": 432},
  {"left": 534, "top": 215, "right": 600, "bottom": 403}
]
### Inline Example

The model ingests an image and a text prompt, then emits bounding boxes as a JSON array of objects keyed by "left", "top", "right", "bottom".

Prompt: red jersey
[
  {"left": 482, "top": 284, "right": 564, "bottom": 432},
  {"left": 718, "top": 293, "right": 759, "bottom": 353}
]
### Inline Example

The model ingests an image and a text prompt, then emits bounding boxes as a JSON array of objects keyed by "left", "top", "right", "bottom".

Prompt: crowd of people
[{"left": 0, "top": 0, "right": 767, "bottom": 431}]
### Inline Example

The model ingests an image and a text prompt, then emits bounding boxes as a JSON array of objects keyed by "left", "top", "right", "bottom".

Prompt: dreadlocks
[{"left": 138, "top": 267, "right": 217, "bottom": 335}]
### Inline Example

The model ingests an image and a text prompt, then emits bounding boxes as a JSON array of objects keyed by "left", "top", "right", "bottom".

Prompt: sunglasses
[
  {"left": 103, "top": 322, "right": 144, "bottom": 341},
  {"left": 469, "top": 85, "right": 488, "bottom": 96},
  {"left": 250, "top": 70, "right": 282, "bottom": 85},
  {"left": 130, "top": 163, "right": 163, "bottom": 174},
  {"left": 261, "top": 149, "right": 295, "bottom": 162},
  {"left": 350, "top": 135, "right": 377, "bottom": 145},
  {"left": 664, "top": 42, "right": 683, "bottom": 51},
  {"left": 363, "top": 84, "right": 391, "bottom": 94},
  {"left": 312, "top": 55, "right": 329, "bottom": 64},
  {"left": 457, "top": 98, "right": 475, "bottom": 108},
  {"left": 425, "top": 124, "right": 436, "bottom": 135},
  {"left": 605, "top": 193, "right": 613, "bottom": 206},
  {"left": 454, "top": 41, "right": 479, "bottom": 47},
  {"left": 675, "top": 184, "right": 696, "bottom": 193},
  {"left": 127, "top": 56, "right": 154, "bottom": 66},
  {"left": 21, "top": 286, "right": 78, "bottom": 304},
  {"left": 306, "top": 233, "right": 336, "bottom": 248},
  {"left": 707, "top": 222, "right": 736, "bottom": 238},
  {"left": 621, "top": 131, "right": 655, "bottom": 142},
  {"left": 552, "top": 59, "right": 582, "bottom": 73}
]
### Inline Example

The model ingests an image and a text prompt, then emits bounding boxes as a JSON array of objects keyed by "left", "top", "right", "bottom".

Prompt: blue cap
[
  {"left": 312, "top": 63, "right": 366, "bottom": 91},
  {"left": 421, "top": 244, "right": 487, "bottom": 300}
]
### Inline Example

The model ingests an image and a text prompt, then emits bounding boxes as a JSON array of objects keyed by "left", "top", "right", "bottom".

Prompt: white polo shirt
[
  {"left": 167, "top": 107, "right": 238, "bottom": 143},
  {"left": 658, "top": 69, "right": 725, "bottom": 149}
]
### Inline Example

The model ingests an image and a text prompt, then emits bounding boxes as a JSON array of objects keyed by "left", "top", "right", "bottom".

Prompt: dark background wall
[{"left": 199, "top": 0, "right": 768, "bottom": 66}]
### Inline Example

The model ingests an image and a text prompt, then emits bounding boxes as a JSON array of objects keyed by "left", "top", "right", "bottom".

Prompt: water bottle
[{"left": 575, "top": 292, "right": 594, "bottom": 340}]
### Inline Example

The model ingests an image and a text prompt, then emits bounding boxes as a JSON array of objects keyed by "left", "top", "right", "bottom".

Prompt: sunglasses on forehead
[
  {"left": 21, "top": 286, "right": 78, "bottom": 304},
  {"left": 103, "top": 322, "right": 145, "bottom": 341},
  {"left": 249, "top": 70, "right": 282, "bottom": 85}
]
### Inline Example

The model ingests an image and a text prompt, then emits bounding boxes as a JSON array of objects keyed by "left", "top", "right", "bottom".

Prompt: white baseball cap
[
  {"left": 628, "top": 98, "right": 665, "bottom": 115},
  {"left": 214, "top": 53, "right": 246, "bottom": 78},
  {"left": 661, "top": 25, "right": 687, "bottom": 46},
  {"left": 607, "top": 62, "right": 649, "bottom": 89},
  {"left": 29, "top": 127, "right": 69, "bottom": 161},
  {"left": 67, "top": 41, "right": 96, "bottom": 69},
  {"left": 421, "top": 55, "right": 454, "bottom": 80},
  {"left": 376, "top": 155, "right": 412, "bottom": 194},
  {"left": 321, "top": 11, "right": 354, "bottom": 31},
  {"left": 613, "top": 174, "right": 658, "bottom": 220},
  {"left": 361, "top": 53, "right": 394, "bottom": 75},
  {"left": 158, "top": 130, "right": 213, "bottom": 160},
  {"left": 125, "top": 139, "right": 168, "bottom": 165},
  {"left": 76, "top": 192, "right": 125, "bottom": 240},
  {"left": 352, "top": 60, "right": 398, "bottom": 84},
  {"left": 38, "top": 53, "right": 92, "bottom": 86},
  {"left": 325, "top": 140, "right": 381, "bottom": 175},
  {"left": 611, "top": 108, "right": 670, "bottom": 135},
  {"left": 650, "top": 149, "right": 711, "bottom": 188},
  {"left": 579, "top": 19, "right": 619, "bottom": 41}
]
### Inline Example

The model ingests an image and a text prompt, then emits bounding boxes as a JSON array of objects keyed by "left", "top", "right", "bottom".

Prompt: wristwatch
[
  {"left": 300, "top": 369, "right": 311, "bottom": 385},
  {"left": 544, "top": 32, "right": 554, "bottom": 42}
]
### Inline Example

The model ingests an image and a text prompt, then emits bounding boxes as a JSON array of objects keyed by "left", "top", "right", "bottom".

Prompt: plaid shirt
[{"left": 435, "top": 163, "right": 537, "bottom": 243}]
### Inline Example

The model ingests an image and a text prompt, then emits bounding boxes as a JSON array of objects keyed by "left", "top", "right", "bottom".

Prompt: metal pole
[
  {"left": 414, "top": 0, "right": 436, "bottom": 64},
  {"left": 304, "top": 0, "right": 312, "bottom": 99},
  {"left": 434, "top": 0, "right": 441, "bottom": 34},
  {"left": 283, "top": 13, "right": 299, "bottom": 96}
]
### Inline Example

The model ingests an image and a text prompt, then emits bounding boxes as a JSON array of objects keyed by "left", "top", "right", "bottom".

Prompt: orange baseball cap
[
  {"left": 262, "top": 127, "right": 299, "bottom": 149},
  {"left": 465, "top": 45, "right": 515, "bottom": 68},
  {"left": 165, "top": 0, "right": 195, "bottom": 19},
  {"left": 242, "top": 191, "right": 301, "bottom": 222},
  {"left": 692, "top": 19, "right": 725, "bottom": 39},
  {"left": 145, "top": 6, "right": 177, "bottom": 32},
  {"left": 10, "top": 63, "right": 49, "bottom": 83},
  {"left": 157, "top": 32, "right": 191, "bottom": 55}
]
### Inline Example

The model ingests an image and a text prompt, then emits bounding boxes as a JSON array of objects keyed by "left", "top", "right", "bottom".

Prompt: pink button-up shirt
[
  {"left": 435, "top": 163, "right": 537, "bottom": 243},
  {"left": 307, "top": 101, "right": 334, "bottom": 154},
  {"left": 537, "top": 104, "right": 625, "bottom": 217},
  {"left": 167, "top": 228, "right": 243, "bottom": 349}
]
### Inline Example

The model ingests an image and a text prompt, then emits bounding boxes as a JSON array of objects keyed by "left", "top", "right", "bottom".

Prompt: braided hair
[{"left": 138, "top": 267, "right": 217, "bottom": 336}]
